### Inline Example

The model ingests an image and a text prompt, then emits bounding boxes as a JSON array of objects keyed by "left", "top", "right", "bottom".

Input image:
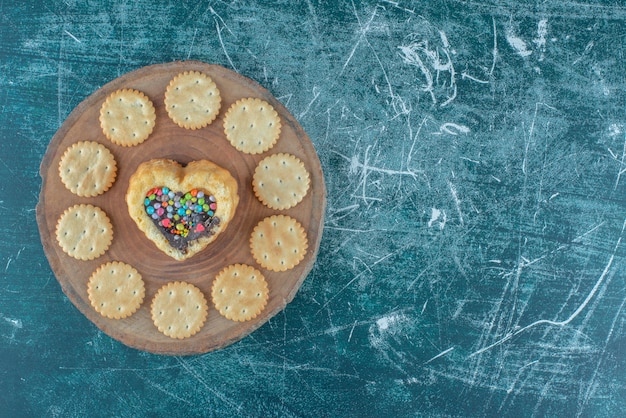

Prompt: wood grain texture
[{"left": 36, "top": 61, "right": 326, "bottom": 355}]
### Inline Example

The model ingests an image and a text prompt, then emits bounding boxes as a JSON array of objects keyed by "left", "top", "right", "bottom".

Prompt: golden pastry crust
[{"left": 126, "top": 159, "right": 239, "bottom": 261}]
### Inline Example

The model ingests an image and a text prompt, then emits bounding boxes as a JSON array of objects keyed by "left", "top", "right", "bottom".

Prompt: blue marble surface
[{"left": 1, "top": 0, "right": 625, "bottom": 416}]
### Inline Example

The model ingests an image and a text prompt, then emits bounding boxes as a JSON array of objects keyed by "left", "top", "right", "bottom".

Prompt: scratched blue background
[{"left": 1, "top": 0, "right": 626, "bottom": 416}]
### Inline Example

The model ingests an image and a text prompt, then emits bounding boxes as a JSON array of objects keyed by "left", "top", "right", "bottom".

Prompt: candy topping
[{"left": 144, "top": 187, "right": 220, "bottom": 252}]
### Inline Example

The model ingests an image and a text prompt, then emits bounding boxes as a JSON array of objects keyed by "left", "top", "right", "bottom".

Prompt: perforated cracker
[
  {"left": 55, "top": 204, "right": 113, "bottom": 261},
  {"left": 252, "top": 153, "right": 310, "bottom": 210},
  {"left": 223, "top": 98, "right": 281, "bottom": 154},
  {"left": 164, "top": 71, "right": 221, "bottom": 130},
  {"left": 99, "top": 88, "right": 156, "bottom": 146},
  {"left": 87, "top": 261, "right": 145, "bottom": 319},
  {"left": 151, "top": 281, "right": 208, "bottom": 339},
  {"left": 212, "top": 264, "right": 269, "bottom": 322},
  {"left": 250, "top": 215, "right": 308, "bottom": 272},
  {"left": 58, "top": 141, "right": 117, "bottom": 197}
]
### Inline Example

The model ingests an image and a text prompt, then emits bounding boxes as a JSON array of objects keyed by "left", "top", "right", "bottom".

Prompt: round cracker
[
  {"left": 151, "top": 281, "right": 208, "bottom": 339},
  {"left": 223, "top": 98, "right": 281, "bottom": 154},
  {"left": 99, "top": 88, "right": 156, "bottom": 146},
  {"left": 87, "top": 261, "right": 145, "bottom": 319},
  {"left": 252, "top": 153, "right": 310, "bottom": 210},
  {"left": 250, "top": 215, "right": 308, "bottom": 272},
  {"left": 164, "top": 71, "right": 222, "bottom": 130},
  {"left": 212, "top": 264, "right": 269, "bottom": 322},
  {"left": 55, "top": 204, "right": 113, "bottom": 261},
  {"left": 58, "top": 141, "right": 117, "bottom": 197}
]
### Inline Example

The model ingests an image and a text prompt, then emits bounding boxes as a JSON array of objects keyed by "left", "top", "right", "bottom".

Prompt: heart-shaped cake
[{"left": 126, "top": 159, "right": 239, "bottom": 261}]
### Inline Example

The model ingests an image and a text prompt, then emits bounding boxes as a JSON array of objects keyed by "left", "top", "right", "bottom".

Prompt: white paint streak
[
  {"left": 187, "top": 28, "right": 198, "bottom": 60},
  {"left": 341, "top": 2, "right": 379, "bottom": 76},
  {"left": 489, "top": 16, "right": 498, "bottom": 75},
  {"left": 4, "top": 317, "right": 23, "bottom": 329},
  {"left": 424, "top": 347, "right": 454, "bottom": 364},
  {"left": 447, "top": 181, "right": 465, "bottom": 226},
  {"left": 428, "top": 208, "right": 447, "bottom": 230},
  {"left": 398, "top": 25, "right": 458, "bottom": 107},
  {"left": 533, "top": 19, "right": 548, "bottom": 60},
  {"left": 63, "top": 30, "right": 81, "bottom": 43},
  {"left": 469, "top": 219, "right": 626, "bottom": 358},
  {"left": 215, "top": 20, "right": 237, "bottom": 72},
  {"left": 506, "top": 28, "right": 532, "bottom": 57},
  {"left": 436, "top": 122, "right": 470, "bottom": 136}
]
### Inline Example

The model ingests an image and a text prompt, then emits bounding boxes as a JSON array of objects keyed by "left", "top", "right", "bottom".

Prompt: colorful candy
[{"left": 144, "top": 187, "right": 218, "bottom": 238}]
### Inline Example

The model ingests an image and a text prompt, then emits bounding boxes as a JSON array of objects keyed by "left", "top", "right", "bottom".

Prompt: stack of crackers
[{"left": 52, "top": 69, "right": 313, "bottom": 341}]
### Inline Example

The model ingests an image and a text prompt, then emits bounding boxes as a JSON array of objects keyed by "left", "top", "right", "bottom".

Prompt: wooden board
[{"left": 36, "top": 61, "right": 326, "bottom": 355}]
